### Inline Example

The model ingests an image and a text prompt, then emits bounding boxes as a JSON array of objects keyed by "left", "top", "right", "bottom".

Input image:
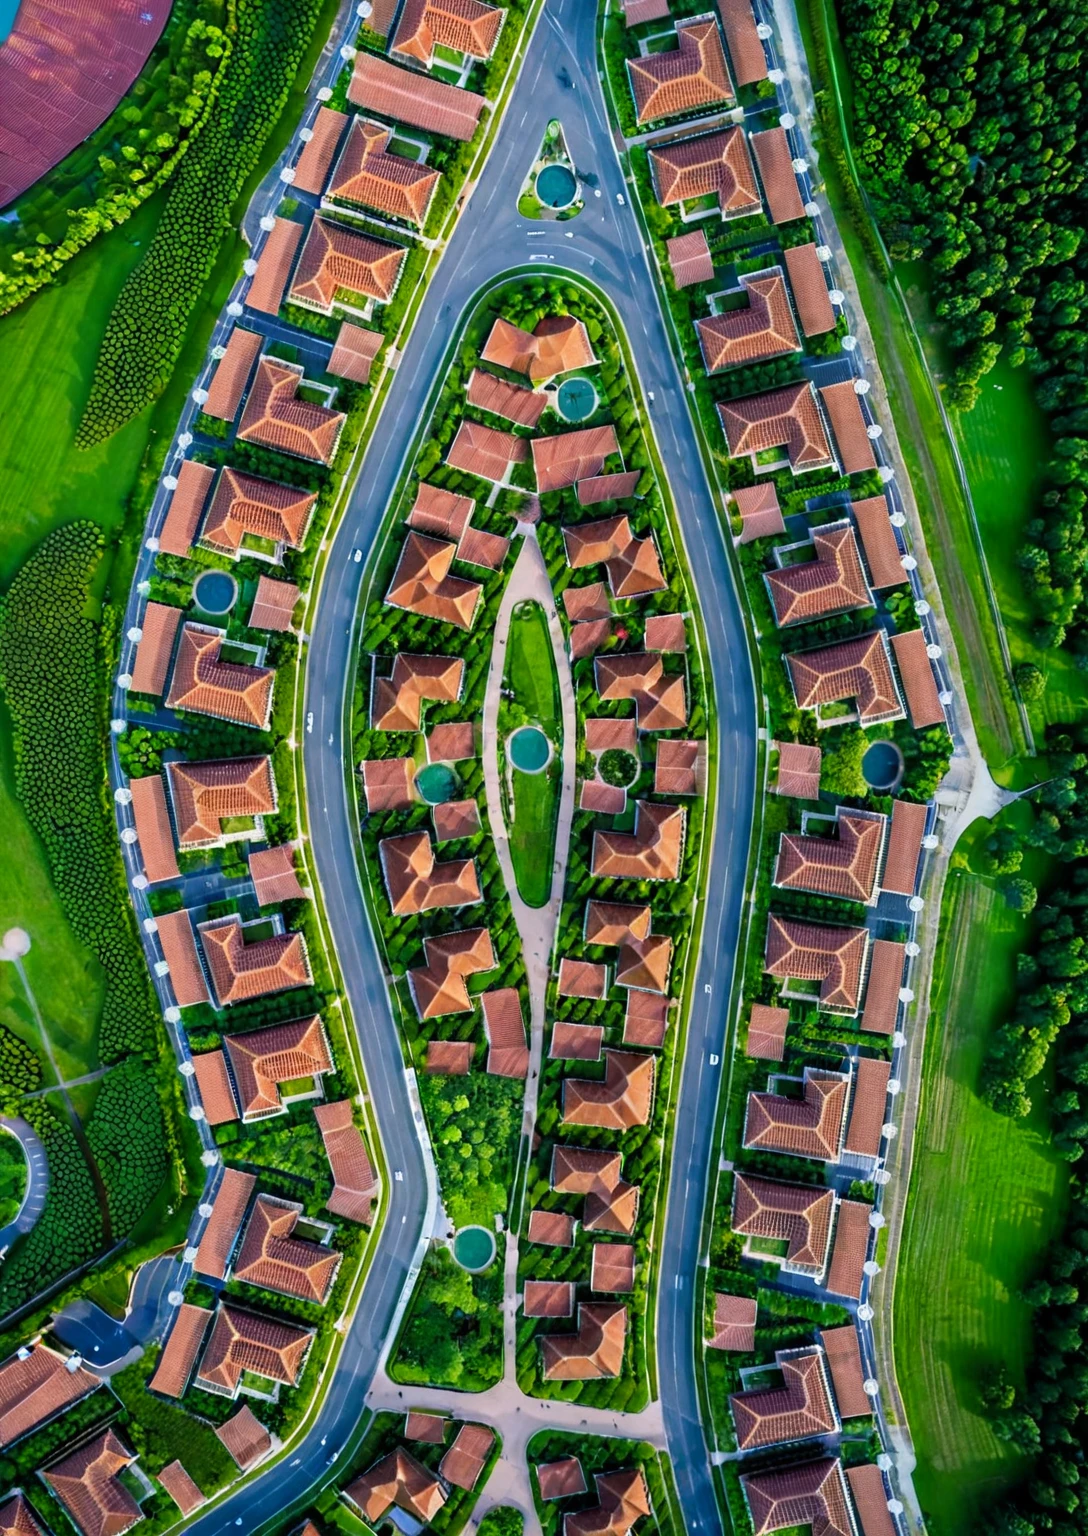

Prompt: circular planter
[
  {"left": 452, "top": 1225, "right": 496, "bottom": 1272},
  {"left": 415, "top": 762, "right": 459, "bottom": 804}
]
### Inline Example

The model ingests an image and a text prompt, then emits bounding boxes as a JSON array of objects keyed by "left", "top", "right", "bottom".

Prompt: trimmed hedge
[
  {"left": 86, "top": 1058, "right": 169, "bottom": 1237},
  {"left": 0, "top": 1025, "right": 43, "bottom": 1108}
]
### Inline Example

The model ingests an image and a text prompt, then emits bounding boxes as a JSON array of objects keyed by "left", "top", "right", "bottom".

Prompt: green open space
[{"left": 501, "top": 600, "right": 562, "bottom": 908}]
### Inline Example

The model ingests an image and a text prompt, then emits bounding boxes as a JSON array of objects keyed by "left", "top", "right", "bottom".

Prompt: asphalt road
[{"left": 187, "top": 6, "right": 755, "bottom": 1530}]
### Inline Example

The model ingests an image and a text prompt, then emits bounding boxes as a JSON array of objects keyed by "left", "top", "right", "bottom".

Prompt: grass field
[{"left": 502, "top": 601, "right": 562, "bottom": 907}]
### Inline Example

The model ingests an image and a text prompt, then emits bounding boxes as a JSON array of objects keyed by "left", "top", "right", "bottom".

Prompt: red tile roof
[
  {"left": 345, "top": 1448, "right": 447, "bottom": 1524},
  {"left": 197, "top": 1304, "right": 313, "bottom": 1395},
  {"left": 773, "top": 810, "right": 885, "bottom": 902},
  {"left": 750, "top": 127, "right": 805, "bottom": 223},
  {"left": 159, "top": 459, "right": 215, "bottom": 557},
  {"left": 425, "top": 1039, "right": 475, "bottom": 1074},
  {"left": 386, "top": 531, "right": 483, "bottom": 627},
  {"left": 562, "top": 1049, "right": 655, "bottom": 1131},
  {"left": 433, "top": 797, "right": 481, "bottom": 843},
  {"left": 194, "top": 1167, "right": 256, "bottom": 1280},
  {"left": 192, "top": 1049, "right": 238, "bottom": 1125},
  {"left": 130, "top": 601, "right": 181, "bottom": 697},
  {"left": 731, "top": 1347, "right": 838, "bottom": 1450},
  {"left": 204, "top": 468, "right": 317, "bottom": 556},
  {"left": 655, "top": 737, "right": 700, "bottom": 795},
  {"left": 552, "top": 1146, "right": 639, "bottom": 1234},
  {"left": 467, "top": 368, "right": 547, "bottom": 428},
  {"left": 533, "top": 425, "right": 619, "bottom": 494},
  {"left": 166, "top": 624, "right": 275, "bottom": 730},
  {"left": 666, "top": 229, "right": 715, "bottom": 289},
  {"left": 234, "top": 1193, "right": 342, "bottom": 1303},
  {"left": 890, "top": 628, "right": 946, "bottom": 728},
  {"left": 372, "top": 652, "right": 464, "bottom": 731},
  {"left": 719, "top": 382, "right": 832, "bottom": 471},
  {"left": 577, "top": 471, "right": 642, "bottom": 505},
  {"left": 392, "top": 0, "right": 503, "bottom": 65},
  {"left": 541, "top": 1303, "right": 627, "bottom": 1381},
  {"left": 765, "top": 914, "right": 869, "bottom": 1014},
  {"left": 652, "top": 126, "right": 760, "bottom": 216},
  {"left": 361, "top": 756, "right": 416, "bottom": 812},
  {"left": 821, "top": 1324, "right": 871, "bottom": 1419},
  {"left": 826, "top": 1197, "right": 872, "bottom": 1299},
  {"left": 563, "top": 514, "right": 667, "bottom": 598},
  {"left": 717, "top": 0, "right": 768, "bottom": 83},
  {"left": 570, "top": 618, "right": 613, "bottom": 661},
  {"left": 565, "top": 1469, "right": 650, "bottom": 1536},
  {"left": 203, "top": 326, "right": 262, "bottom": 421},
  {"left": 524, "top": 1280, "right": 576, "bottom": 1319},
  {"left": 786, "top": 630, "right": 903, "bottom": 724},
  {"left": 733, "top": 480, "right": 785, "bottom": 543},
  {"left": 405, "top": 1411, "right": 447, "bottom": 1443},
  {"left": 697, "top": 270, "right": 801, "bottom": 373},
  {"left": 247, "top": 217, "right": 305, "bottom": 316},
  {"left": 846, "top": 1463, "right": 897, "bottom": 1536},
  {"left": 249, "top": 842, "right": 307, "bottom": 907},
  {"left": 439, "top": 1422, "right": 495, "bottom": 1491},
  {"left": 709, "top": 1292, "right": 757, "bottom": 1351},
  {"left": 427, "top": 720, "right": 476, "bottom": 760},
  {"left": 155, "top": 908, "right": 210, "bottom": 1009},
  {"left": 447, "top": 419, "right": 529, "bottom": 485},
  {"left": 199, "top": 916, "right": 312, "bottom": 1007},
  {"left": 314, "top": 1098, "right": 378, "bottom": 1224},
  {"left": 746, "top": 1002, "right": 789, "bottom": 1061},
  {"left": 744, "top": 1067, "right": 850, "bottom": 1162},
  {"left": 527, "top": 1209, "right": 576, "bottom": 1248},
  {"left": 349, "top": 52, "right": 485, "bottom": 141},
  {"left": 819, "top": 380, "right": 878, "bottom": 474},
  {"left": 627, "top": 19, "right": 734, "bottom": 126},
  {"left": 584, "top": 900, "right": 652, "bottom": 945},
  {"left": 292, "top": 105, "right": 349, "bottom": 193},
  {"left": 44, "top": 1428, "right": 141, "bottom": 1536},
  {"left": 379, "top": 829, "right": 480, "bottom": 914},
  {"left": 481, "top": 313, "right": 595, "bottom": 382},
  {"left": 851, "top": 495, "right": 904, "bottom": 590},
  {"left": 329, "top": 117, "right": 441, "bottom": 227},
  {"left": 149, "top": 1303, "right": 212, "bottom": 1398},
  {"left": 129, "top": 772, "right": 179, "bottom": 885},
  {"left": 623, "top": 988, "right": 671, "bottom": 1048},
  {"left": 215, "top": 1404, "right": 273, "bottom": 1470},
  {"left": 238, "top": 358, "right": 346, "bottom": 465},
  {"left": 765, "top": 523, "right": 871, "bottom": 627},
  {"left": 536, "top": 1457, "right": 587, "bottom": 1501},
  {"left": 591, "top": 1241, "right": 636, "bottom": 1294},
  {"left": 883, "top": 798, "right": 926, "bottom": 895},
  {"left": 732, "top": 1174, "right": 835, "bottom": 1273},
  {"left": 408, "top": 927, "right": 495, "bottom": 1019},
  {"left": 328, "top": 321, "right": 384, "bottom": 385},
  {"left": 585, "top": 717, "right": 638, "bottom": 755},
  {"left": 783, "top": 242, "right": 836, "bottom": 336},
  {"left": 592, "top": 799, "right": 686, "bottom": 881},
  {"left": 157, "top": 1461, "right": 206, "bottom": 1517},
  {"left": 861, "top": 939, "right": 905, "bottom": 1035},
  {"left": 0, "top": 1342, "right": 97, "bottom": 1448},
  {"left": 291, "top": 217, "right": 407, "bottom": 312},
  {"left": 645, "top": 613, "right": 687, "bottom": 652},
  {"left": 623, "top": 0, "right": 670, "bottom": 17},
  {"left": 408, "top": 482, "right": 509, "bottom": 569},
  {"left": 743, "top": 1459, "right": 854, "bottom": 1536},
  {"left": 557, "top": 957, "right": 609, "bottom": 999},
  {"left": 250, "top": 575, "right": 302, "bottom": 633},
  {"left": 363, "top": 0, "right": 401, "bottom": 34},
  {"left": 223, "top": 1016, "right": 332, "bottom": 1119},
  {"left": 595, "top": 654, "right": 687, "bottom": 731},
  {"left": 167, "top": 755, "right": 276, "bottom": 848},
  {"left": 550, "top": 1020, "right": 604, "bottom": 1061},
  {"left": 482, "top": 987, "right": 528, "bottom": 1078},
  {"left": 772, "top": 740, "right": 821, "bottom": 799}
]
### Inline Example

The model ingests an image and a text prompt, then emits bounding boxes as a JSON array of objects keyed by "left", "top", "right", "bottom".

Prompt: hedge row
[
  {"left": 85, "top": 1059, "right": 169, "bottom": 1236},
  {"left": 0, "top": 523, "right": 158, "bottom": 1059},
  {"left": 0, "top": 1024, "right": 43, "bottom": 1109}
]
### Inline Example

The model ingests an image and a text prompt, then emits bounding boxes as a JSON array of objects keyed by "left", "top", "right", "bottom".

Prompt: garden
[{"left": 499, "top": 600, "right": 563, "bottom": 907}]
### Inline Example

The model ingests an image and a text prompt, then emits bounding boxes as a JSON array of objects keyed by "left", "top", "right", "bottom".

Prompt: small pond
[
  {"left": 452, "top": 1225, "right": 496, "bottom": 1272},
  {"left": 415, "top": 762, "right": 458, "bottom": 805},
  {"left": 535, "top": 163, "right": 578, "bottom": 209},
  {"left": 509, "top": 726, "right": 551, "bottom": 774},
  {"left": 556, "top": 376, "right": 597, "bottom": 422},
  {"left": 862, "top": 739, "right": 903, "bottom": 790},
  {"left": 193, "top": 569, "right": 238, "bottom": 615}
]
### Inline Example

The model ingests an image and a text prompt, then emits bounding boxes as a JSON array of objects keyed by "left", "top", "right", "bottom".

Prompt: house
[
  {"left": 467, "top": 367, "right": 548, "bottom": 429},
  {"left": 328, "top": 321, "right": 384, "bottom": 384},
  {"left": 291, "top": 105, "right": 348, "bottom": 194},
  {"left": 650, "top": 128, "right": 760, "bottom": 218},
  {"left": 540, "top": 1303, "right": 627, "bottom": 1380},
  {"left": 407, "top": 481, "right": 511, "bottom": 569},
  {"left": 249, "top": 843, "right": 307, "bottom": 907},
  {"left": 481, "top": 313, "right": 595, "bottom": 382},
  {"left": 819, "top": 380, "right": 877, "bottom": 474},
  {"left": 391, "top": 0, "right": 503, "bottom": 65},
  {"left": 846, "top": 1464, "right": 897, "bottom": 1536},
  {"left": 591, "top": 1242, "right": 636, "bottom": 1294},
  {"left": 446, "top": 419, "right": 529, "bottom": 483},
  {"left": 860, "top": 938, "right": 906, "bottom": 1035},
  {"left": 826, "top": 1197, "right": 873, "bottom": 1300},
  {"left": 746, "top": 1002, "right": 789, "bottom": 1061},
  {"left": 371, "top": 651, "right": 464, "bottom": 730},
  {"left": 786, "top": 631, "right": 904, "bottom": 726},
  {"left": 622, "top": 0, "right": 669, "bottom": 21},
  {"left": 771, "top": 740, "right": 821, "bottom": 798},
  {"left": 731, "top": 1174, "right": 836, "bottom": 1277},
  {"left": 439, "top": 1422, "right": 495, "bottom": 1491},
  {"left": 234, "top": 1193, "right": 342, "bottom": 1303},
  {"left": 592, "top": 800, "right": 686, "bottom": 881},
  {"left": 783, "top": 242, "right": 836, "bottom": 336},
  {"left": 655, "top": 738, "right": 701, "bottom": 795},
  {"left": 198, "top": 916, "right": 311, "bottom": 1007},
  {"left": 562, "top": 1049, "right": 655, "bottom": 1130},
  {"left": 407, "top": 927, "right": 495, "bottom": 1018},
  {"left": 425, "top": 1040, "right": 475, "bottom": 1074},
  {"left": 730, "top": 1347, "right": 838, "bottom": 1451},
  {"left": 361, "top": 757, "right": 416, "bottom": 812},
  {"left": 577, "top": 470, "right": 642, "bottom": 505},
  {"left": 344, "top": 1449, "right": 446, "bottom": 1525},
  {"left": 595, "top": 652, "right": 687, "bottom": 732},
  {"left": 563, "top": 515, "right": 667, "bottom": 598},
  {"left": 328, "top": 117, "right": 441, "bottom": 227},
  {"left": 191, "top": 1049, "right": 241, "bottom": 1125},
  {"left": 565, "top": 1469, "right": 650, "bottom": 1536},
  {"left": 194, "top": 1304, "right": 313, "bottom": 1396},
  {"left": 527, "top": 1209, "right": 577, "bottom": 1248},
  {"left": 155, "top": 909, "right": 210, "bottom": 1008},
  {"left": 623, "top": 989, "right": 672, "bottom": 1048},
  {"left": 718, "top": 382, "right": 833, "bottom": 473},
  {"left": 749, "top": 127, "right": 805, "bottom": 223},
  {"left": 532, "top": 426, "right": 620, "bottom": 494},
  {"left": 223, "top": 1016, "right": 333, "bottom": 1120},
  {"left": 166, "top": 756, "right": 276, "bottom": 849},
  {"left": 550, "top": 1021, "right": 605, "bottom": 1061},
  {"left": 427, "top": 719, "right": 476, "bottom": 761},
  {"left": 535, "top": 1458, "right": 587, "bottom": 1501},
  {"left": 129, "top": 601, "right": 181, "bottom": 697},
  {"left": 166, "top": 625, "right": 275, "bottom": 730},
  {"left": 0, "top": 1342, "right": 97, "bottom": 1448},
  {"left": 697, "top": 270, "right": 801, "bottom": 373},
  {"left": 741, "top": 1459, "right": 855, "bottom": 1536},
  {"left": 290, "top": 217, "right": 407, "bottom": 313},
  {"left": 764, "top": 522, "right": 872, "bottom": 627},
  {"left": 405, "top": 1412, "right": 447, "bottom": 1443},
  {"left": 215, "top": 1405, "right": 272, "bottom": 1470},
  {"left": 194, "top": 1167, "right": 256, "bottom": 1280},
  {"left": 378, "top": 830, "right": 480, "bottom": 914},
  {"left": 744, "top": 1066, "right": 851, "bottom": 1162},
  {"left": 666, "top": 230, "right": 715, "bottom": 290},
  {"left": 385, "top": 532, "right": 483, "bottom": 628},
  {"left": 249, "top": 575, "right": 301, "bottom": 632},
  {"left": 552, "top": 1146, "right": 639, "bottom": 1233},
  {"left": 43, "top": 1429, "right": 142, "bottom": 1536},
  {"left": 882, "top": 798, "right": 926, "bottom": 896},
  {"left": 764, "top": 914, "right": 869, "bottom": 1015},
  {"left": 821, "top": 1324, "right": 871, "bottom": 1420},
  {"left": 627, "top": 19, "right": 733, "bottom": 126},
  {"left": 149, "top": 1304, "right": 212, "bottom": 1398},
  {"left": 158, "top": 459, "right": 214, "bottom": 557},
  {"left": 851, "top": 494, "right": 904, "bottom": 589},
  {"left": 772, "top": 808, "right": 886, "bottom": 903},
  {"left": 313, "top": 1099, "right": 378, "bottom": 1224},
  {"left": 718, "top": 0, "right": 769, "bottom": 84},
  {"left": 247, "top": 217, "right": 305, "bottom": 316},
  {"left": 128, "top": 773, "right": 180, "bottom": 885},
  {"left": 349, "top": 51, "right": 485, "bottom": 141},
  {"left": 156, "top": 1465, "right": 205, "bottom": 1518},
  {"left": 203, "top": 325, "right": 262, "bottom": 420},
  {"left": 432, "top": 797, "right": 481, "bottom": 842},
  {"left": 583, "top": 900, "right": 672, "bottom": 995},
  {"left": 202, "top": 468, "right": 317, "bottom": 559},
  {"left": 709, "top": 1293, "right": 757, "bottom": 1351},
  {"left": 482, "top": 988, "right": 529, "bottom": 1078},
  {"left": 733, "top": 481, "right": 785, "bottom": 544},
  {"left": 890, "top": 627, "right": 946, "bottom": 728},
  {"left": 237, "top": 358, "right": 346, "bottom": 465}
]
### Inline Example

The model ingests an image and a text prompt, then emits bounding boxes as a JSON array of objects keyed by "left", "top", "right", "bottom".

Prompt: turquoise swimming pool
[
  {"left": 556, "top": 376, "right": 597, "bottom": 422},
  {"left": 536, "top": 163, "right": 577, "bottom": 209},
  {"left": 452, "top": 1226, "right": 496, "bottom": 1272},
  {"left": 509, "top": 726, "right": 550, "bottom": 773}
]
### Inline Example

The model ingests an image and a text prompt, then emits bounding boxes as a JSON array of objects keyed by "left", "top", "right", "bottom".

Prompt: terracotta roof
[
  {"left": 628, "top": 18, "right": 734, "bottom": 125},
  {"left": 223, "top": 1016, "right": 332, "bottom": 1119},
  {"left": 235, "top": 1193, "right": 342, "bottom": 1303},
  {"left": 328, "top": 321, "right": 384, "bottom": 384},
  {"left": 292, "top": 105, "right": 349, "bottom": 193},
  {"left": 439, "top": 1422, "right": 495, "bottom": 1492},
  {"left": 0, "top": 1343, "right": 97, "bottom": 1448},
  {"left": 527, "top": 1209, "right": 576, "bottom": 1247},
  {"left": 250, "top": 575, "right": 302, "bottom": 632},
  {"left": 533, "top": 426, "right": 620, "bottom": 494},
  {"left": 536, "top": 1457, "right": 587, "bottom": 1501},
  {"left": 615, "top": 933, "right": 672, "bottom": 993},
  {"left": 524, "top": 1280, "right": 575, "bottom": 1318},
  {"left": 581, "top": 780, "right": 620, "bottom": 812},
  {"left": 363, "top": 0, "right": 401, "bottom": 35},
  {"left": 564, "top": 514, "right": 667, "bottom": 599},
  {"left": 890, "top": 628, "right": 945, "bottom": 728},
  {"left": 732, "top": 1174, "right": 835, "bottom": 1272},
  {"left": 481, "top": 313, "right": 595, "bottom": 382},
  {"left": 361, "top": 757, "right": 415, "bottom": 812},
  {"left": 731, "top": 1347, "right": 838, "bottom": 1450},
  {"left": 149, "top": 1303, "right": 212, "bottom": 1398},
  {"left": 844, "top": 1056, "right": 891, "bottom": 1160},
  {"left": 552, "top": 1146, "right": 639, "bottom": 1234},
  {"left": 852, "top": 494, "right": 903, "bottom": 589},
  {"left": 577, "top": 471, "right": 642, "bottom": 506},
  {"left": 129, "top": 772, "right": 179, "bottom": 885},
  {"left": 750, "top": 127, "right": 806, "bottom": 223},
  {"left": 623, "top": 988, "right": 671, "bottom": 1048},
  {"left": 821, "top": 1324, "right": 870, "bottom": 1419},
  {"left": 717, "top": 0, "right": 768, "bottom": 83},
  {"left": 624, "top": 0, "right": 670, "bottom": 16},
  {"left": 860, "top": 939, "right": 905, "bottom": 1035},
  {"left": 557, "top": 957, "right": 609, "bottom": 999},
  {"left": 194, "top": 1166, "right": 256, "bottom": 1279},
  {"left": 819, "top": 380, "right": 877, "bottom": 474},
  {"left": 846, "top": 1463, "right": 897, "bottom": 1536},
  {"left": 192, "top": 1049, "right": 238, "bottom": 1126},
  {"left": 783, "top": 241, "right": 836, "bottom": 336},
  {"left": 203, "top": 325, "right": 262, "bottom": 420},
  {"left": 563, "top": 1049, "right": 655, "bottom": 1130},
  {"left": 562, "top": 585, "right": 608, "bottom": 626},
  {"left": 405, "top": 1411, "right": 447, "bottom": 1443},
  {"left": 247, "top": 217, "right": 305, "bottom": 315},
  {"left": 167, "top": 755, "right": 277, "bottom": 848},
  {"left": 199, "top": 915, "right": 311, "bottom": 1007},
  {"left": 746, "top": 1002, "right": 789, "bottom": 1061},
  {"left": 425, "top": 1039, "right": 475, "bottom": 1074},
  {"left": 159, "top": 459, "right": 214, "bottom": 557},
  {"left": 826, "top": 1198, "right": 872, "bottom": 1299},
  {"left": 773, "top": 740, "right": 821, "bottom": 799},
  {"left": 591, "top": 1242, "right": 635, "bottom": 1293},
  {"left": 583, "top": 900, "right": 650, "bottom": 946},
  {"left": 314, "top": 1098, "right": 378, "bottom": 1223},
  {"left": 349, "top": 51, "right": 485, "bottom": 140},
  {"left": 734, "top": 480, "right": 785, "bottom": 543},
  {"left": 166, "top": 624, "right": 275, "bottom": 730},
  {"left": 157, "top": 1461, "right": 206, "bottom": 1517},
  {"left": 786, "top": 631, "right": 903, "bottom": 724},
  {"left": 44, "top": 1428, "right": 140, "bottom": 1536},
  {"left": 0, "top": 1497, "right": 45, "bottom": 1536},
  {"left": 585, "top": 717, "right": 638, "bottom": 755},
  {"left": 428, "top": 720, "right": 476, "bottom": 760},
  {"left": 385, "top": 532, "right": 483, "bottom": 628},
  {"left": 249, "top": 842, "right": 307, "bottom": 907},
  {"left": 482, "top": 987, "right": 528, "bottom": 1078},
  {"left": 214, "top": 1404, "right": 273, "bottom": 1470},
  {"left": 719, "top": 382, "right": 832, "bottom": 471},
  {"left": 765, "top": 914, "right": 869, "bottom": 1014},
  {"left": 655, "top": 738, "right": 700, "bottom": 795},
  {"left": 345, "top": 1448, "right": 447, "bottom": 1524},
  {"left": 372, "top": 652, "right": 464, "bottom": 731},
  {"left": 130, "top": 601, "right": 181, "bottom": 697},
  {"left": 590, "top": 655, "right": 673, "bottom": 718},
  {"left": 541, "top": 1303, "right": 627, "bottom": 1381},
  {"left": 238, "top": 357, "right": 346, "bottom": 465},
  {"left": 290, "top": 216, "right": 407, "bottom": 312},
  {"left": 392, "top": 0, "right": 503, "bottom": 64},
  {"left": 774, "top": 810, "right": 885, "bottom": 903},
  {"left": 698, "top": 271, "right": 801, "bottom": 373},
  {"left": 408, "top": 927, "right": 495, "bottom": 1018},
  {"left": 155, "top": 908, "right": 210, "bottom": 1008},
  {"left": 766, "top": 523, "right": 872, "bottom": 627},
  {"left": 197, "top": 1304, "right": 313, "bottom": 1394},
  {"left": 407, "top": 482, "right": 510, "bottom": 570},
  {"left": 570, "top": 619, "right": 613, "bottom": 661},
  {"left": 550, "top": 1020, "right": 605, "bottom": 1061},
  {"left": 644, "top": 613, "right": 685, "bottom": 652},
  {"left": 709, "top": 1292, "right": 757, "bottom": 1351},
  {"left": 592, "top": 799, "right": 686, "bottom": 881},
  {"left": 565, "top": 1470, "right": 650, "bottom": 1536},
  {"left": 666, "top": 229, "right": 715, "bottom": 289},
  {"left": 203, "top": 468, "right": 317, "bottom": 556},
  {"left": 447, "top": 419, "right": 529, "bottom": 485},
  {"left": 467, "top": 367, "right": 548, "bottom": 428},
  {"left": 329, "top": 116, "right": 440, "bottom": 226},
  {"left": 379, "top": 829, "right": 480, "bottom": 914},
  {"left": 742, "top": 1459, "right": 854, "bottom": 1536},
  {"left": 745, "top": 1066, "right": 850, "bottom": 1162},
  {"left": 883, "top": 798, "right": 926, "bottom": 896},
  {"left": 651, "top": 126, "right": 759, "bottom": 218}
]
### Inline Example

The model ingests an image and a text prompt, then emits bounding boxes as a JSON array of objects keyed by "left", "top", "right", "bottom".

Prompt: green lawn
[
  {"left": 502, "top": 601, "right": 562, "bottom": 908},
  {"left": 895, "top": 824, "right": 1068, "bottom": 1535}
]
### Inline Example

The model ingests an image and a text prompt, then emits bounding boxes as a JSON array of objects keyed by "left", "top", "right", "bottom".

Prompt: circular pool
[
  {"left": 556, "top": 376, "right": 597, "bottom": 422},
  {"left": 452, "top": 1225, "right": 496, "bottom": 1272},
  {"left": 509, "top": 726, "right": 551, "bottom": 774},
  {"left": 862, "top": 739, "right": 903, "bottom": 790},
  {"left": 536, "top": 163, "right": 577, "bottom": 209},
  {"left": 415, "top": 762, "right": 458, "bottom": 804},
  {"left": 193, "top": 569, "right": 237, "bottom": 615}
]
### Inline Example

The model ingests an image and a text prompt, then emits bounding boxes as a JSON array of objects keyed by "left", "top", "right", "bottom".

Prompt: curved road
[{"left": 189, "top": 5, "right": 754, "bottom": 1529}]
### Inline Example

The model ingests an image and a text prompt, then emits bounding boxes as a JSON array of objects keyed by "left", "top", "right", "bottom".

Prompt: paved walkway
[{"left": 0, "top": 1115, "right": 48, "bottom": 1251}]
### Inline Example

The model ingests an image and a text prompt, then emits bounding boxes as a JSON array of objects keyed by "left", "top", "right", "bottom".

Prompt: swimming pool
[
  {"left": 452, "top": 1226, "right": 496, "bottom": 1272},
  {"left": 862, "top": 739, "right": 903, "bottom": 790},
  {"left": 193, "top": 569, "right": 237, "bottom": 615},
  {"left": 556, "top": 376, "right": 597, "bottom": 422},
  {"left": 509, "top": 726, "right": 551, "bottom": 773},
  {"left": 536, "top": 163, "right": 577, "bottom": 209},
  {"left": 415, "top": 762, "right": 458, "bottom": 804}
]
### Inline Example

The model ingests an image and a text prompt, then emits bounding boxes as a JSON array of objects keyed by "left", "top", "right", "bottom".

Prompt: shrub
[
  {"left": 599, "top": 748, "right": 638, "bottom": 787},
  {"left": 86, "top": 1059, "right": 169, "bottom": 1237},
  {"left": 0, "top": 1025, "right": 43, "bottom": 1108},
  {"left": 1014, "top": 662, "right": 1046, "bottom": 702}
]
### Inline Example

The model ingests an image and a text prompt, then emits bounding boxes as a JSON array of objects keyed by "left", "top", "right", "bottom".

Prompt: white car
[
  {"left": 306, "top": 712, "right": 314, "bottom": 733},
  {"left": 616, "top": 192, "right": 626, "bottom": 206},
  {"left": 353, "top": 548, "right": 362, "bottom": 563}
]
